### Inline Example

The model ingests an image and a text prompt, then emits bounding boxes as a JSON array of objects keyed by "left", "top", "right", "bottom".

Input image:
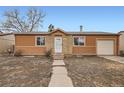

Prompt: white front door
[{"left": 54, "top": 37, "right": 62, "bottom": 53}]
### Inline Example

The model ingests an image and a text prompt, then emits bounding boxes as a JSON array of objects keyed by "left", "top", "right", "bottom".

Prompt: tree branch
[{"left": 1, "top": 8, "right": 45, "bottom": 32}]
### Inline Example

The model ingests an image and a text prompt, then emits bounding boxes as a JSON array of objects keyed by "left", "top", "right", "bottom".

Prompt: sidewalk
[
  {"left": 49, "top": 60, "right": 73, "bottom": 87},
  {"left": 100, "top": 56, "right": 124, "bottom": 63}
]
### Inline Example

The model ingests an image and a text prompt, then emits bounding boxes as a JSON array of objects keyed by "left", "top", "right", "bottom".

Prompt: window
[
  {"left": 74, "top": 36, "right": 85, "bottom": 46},
  {"left": 36, "top": 36, "right": 45, "bottom": 46}
]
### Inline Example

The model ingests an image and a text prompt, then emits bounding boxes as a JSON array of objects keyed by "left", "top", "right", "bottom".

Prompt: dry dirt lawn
[
  {"left": 64, "top": 56, "right": 124, "bottom": 87},
  {"left": 0, "top": 56, "right": 52, "bottom": 87}
]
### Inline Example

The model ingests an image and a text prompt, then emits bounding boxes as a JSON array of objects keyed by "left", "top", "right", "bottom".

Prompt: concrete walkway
[
  {"left": 49, "top": 60, "right": 73, "bottom": 87},
  {"left": 100, "top": 56, "right": 124, "bottom": 63},
  {"left": 52, "top": 60, "right": 65, "bottom": 66}
]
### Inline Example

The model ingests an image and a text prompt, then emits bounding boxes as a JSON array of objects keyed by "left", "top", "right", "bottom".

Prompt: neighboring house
[
  {"left": 119, "top": 31, "right": 124, "bottom": 51},
  {"left": 0, "top": 33, "right": 15, "bottom": 53},
  {"left": 14, "top": 28, "right": 120, "bottom": 58}
]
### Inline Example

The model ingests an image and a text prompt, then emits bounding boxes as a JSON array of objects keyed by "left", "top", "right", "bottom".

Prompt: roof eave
[
  {"left": 14, "top": 33, "right": 120, "bottom": 36},
  {"left": 70, "top": 34, "right": 120, "bottom": 36},
  {"left": 0, "top": 33, "right": 13, "bottom": 36}
]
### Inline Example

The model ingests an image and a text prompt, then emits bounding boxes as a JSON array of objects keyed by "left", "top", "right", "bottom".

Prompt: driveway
[
  {"left": 0, "top": 56, "right": 52, "bottom": 87},
  {"left": 100, "top": 56, "right": 124, "bottom": 63},
  {"left": 64, "top": 56, "right": 124, "bottom": 87}
]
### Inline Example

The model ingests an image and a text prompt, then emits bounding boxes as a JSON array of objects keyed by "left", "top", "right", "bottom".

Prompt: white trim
[
  {"left": 73, "top": 46, "right": 96, "bottom": 47},
  {"left": 15, "top": 46, "right": 46, "bottom": 47},
  {"left": 73, "top": 36, "right": 86, "bottom": 47},
  {"left": 35, "top": 36, "right": 46, "bottom": 47},
  {"left": 96, "top": 38, "right": 116, "bottom": 40}
]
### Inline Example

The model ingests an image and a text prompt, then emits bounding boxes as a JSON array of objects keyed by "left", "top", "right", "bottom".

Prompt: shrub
[
  {"left": 45, "top": 49, "right": 52, "bottom": 58},
  {"left": 120, "top": 50, "right": 124, "bottom": 57},
  {"left": 14, "top": 50, "right": 22, "bottom": 57},
  {"left": 7, "top": 48, "right": 12, "bottom": 55},
  {"left": 6, "top": 45, "right": 14, "bottom": 55}
]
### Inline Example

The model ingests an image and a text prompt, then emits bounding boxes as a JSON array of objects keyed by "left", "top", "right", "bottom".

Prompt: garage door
[{"left": 97, "top": 40, "right": 114, "bottom": 55}]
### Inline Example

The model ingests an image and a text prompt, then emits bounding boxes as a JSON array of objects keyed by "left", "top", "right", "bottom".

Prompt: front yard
[
  {"left": 64, "top": 56, "right": 124, "bottom": 87},
  {"left": 0, "top": 56, "right": 52, "bottom": 87},
  {"left": 1, "top": 55, "right": 124, "bottom": 87}
]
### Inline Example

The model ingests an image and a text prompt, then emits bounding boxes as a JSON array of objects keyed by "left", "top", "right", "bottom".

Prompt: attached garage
[{"left": 96, "top": 40, "right": 114, "bottom": 55}]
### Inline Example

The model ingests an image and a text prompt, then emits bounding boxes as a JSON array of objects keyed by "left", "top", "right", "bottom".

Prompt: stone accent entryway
[{"left": 48, "top": 60, "right": 73, "bottom": 87}]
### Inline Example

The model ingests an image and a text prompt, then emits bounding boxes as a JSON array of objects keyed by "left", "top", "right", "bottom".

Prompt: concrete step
[
  {"left": 53, "top": 53, "right": 64, "bottom": 60},
  {"left": 52, "top": 60, "right": 65, "bottom": 66}
]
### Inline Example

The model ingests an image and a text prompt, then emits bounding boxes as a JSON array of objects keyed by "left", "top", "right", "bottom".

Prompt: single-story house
[
  {"left": 14, "top": 28, "right": 120, "bottom": 58},
  {"left": 0, "top": 33, "right": 15, "bottom": 54}
]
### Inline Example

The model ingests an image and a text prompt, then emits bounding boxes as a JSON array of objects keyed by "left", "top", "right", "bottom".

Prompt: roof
[
  {"left": 14, "top": 31, "right": 119, "bottom": 36},
  {"left": 119, "top": 31, "right": 124, "bottom": 33},
  {"left": 14, "top": 32, "right": 48, "bottom": 35},
  {"left": 0, "top": 33, "right": 13, "bottom": 36},
  {"left": 67, "top": 32, "right": 119, "bottom": 35}
]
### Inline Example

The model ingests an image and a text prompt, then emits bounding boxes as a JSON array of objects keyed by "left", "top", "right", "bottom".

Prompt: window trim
[
  {"left": 35, "top": 36, "right": 46, "bottom": 47},
  {"left": 73, "top": 36, "right": 86, "bottom": 46}
]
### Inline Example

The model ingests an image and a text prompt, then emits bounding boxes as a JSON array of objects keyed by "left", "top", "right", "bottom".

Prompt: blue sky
[{"left": 0, "top": 6, "right": 124, "bottom": 33}]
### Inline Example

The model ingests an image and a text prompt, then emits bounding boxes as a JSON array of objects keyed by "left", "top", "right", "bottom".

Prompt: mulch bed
[{"left": 64, "top": 56, "right": 124, "bottom": 87}]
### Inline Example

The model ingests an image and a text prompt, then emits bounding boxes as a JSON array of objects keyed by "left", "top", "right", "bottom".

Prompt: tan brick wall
[
  {"left": 50, "top": 31, "right": 69, "bottom": 54},
  {"left": 45, "top": 36, "right": 53, "bottom": 51},
  {"left": 64, "top": 36, "right": 73, "bottom": 55}
]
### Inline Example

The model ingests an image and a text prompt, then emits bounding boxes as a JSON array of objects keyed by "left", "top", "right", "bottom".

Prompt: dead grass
[
  {"left": 0, "top": 56, "right": 52, "bottom": 87},
  {"left": 64, "top": 56, "right": 124, "bottom": 87}
]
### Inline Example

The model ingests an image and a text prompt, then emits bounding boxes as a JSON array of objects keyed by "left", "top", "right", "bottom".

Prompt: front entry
[{"left": 54, "top": 37, "right": 62, "bottom": 53}]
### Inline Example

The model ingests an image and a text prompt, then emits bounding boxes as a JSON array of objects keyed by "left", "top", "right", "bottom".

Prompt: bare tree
[{"left": 1, "top": 8, "right": 45, "bottom": 32}]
